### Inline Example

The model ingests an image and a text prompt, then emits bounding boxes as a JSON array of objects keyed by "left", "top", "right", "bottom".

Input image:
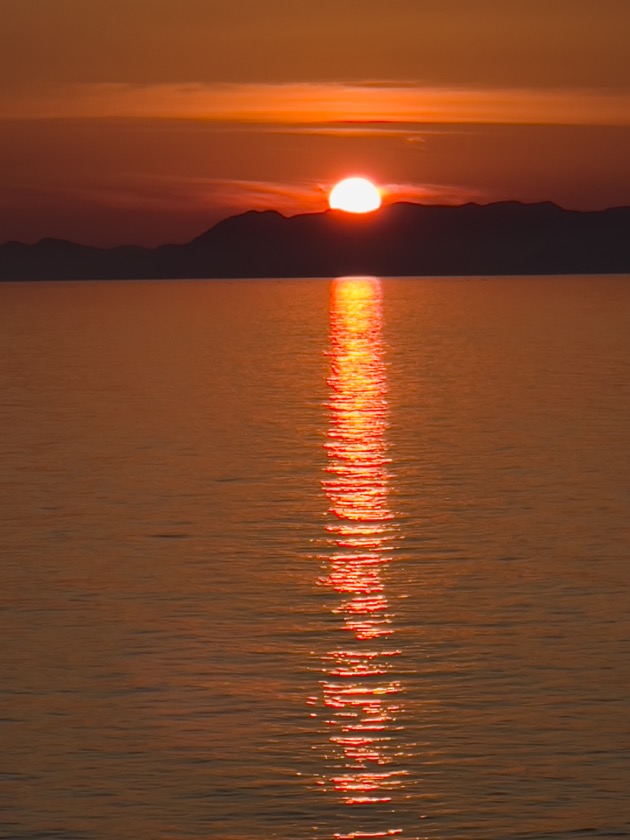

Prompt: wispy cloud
[
  {"left": 7, "top": 173, "right": 482, "bottom": 218},
  {"left": 114, "top": 174, "right": 477, "bottom": 212},
  {"left": 196, "top": 177, "right": 485, "bottom": 212},
  {"left": 3, "top": 81, "right": 630, "bottom": 127},
  {"left": 382, "top": 182, "right": 486, "bottom": 204}
]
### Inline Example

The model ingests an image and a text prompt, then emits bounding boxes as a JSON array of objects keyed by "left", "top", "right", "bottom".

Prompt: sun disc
[{"left": 329, "top": 177, "right": 381, "bottom": 214}]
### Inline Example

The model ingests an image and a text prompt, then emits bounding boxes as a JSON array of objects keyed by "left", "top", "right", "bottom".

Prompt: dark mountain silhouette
[{"left": 1, "top": 201, "right": 629, "bottom": 280}]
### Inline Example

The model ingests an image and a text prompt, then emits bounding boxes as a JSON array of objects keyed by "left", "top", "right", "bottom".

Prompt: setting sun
[{"left": 329, "top": 177, "right": 382, "bottom": 214}]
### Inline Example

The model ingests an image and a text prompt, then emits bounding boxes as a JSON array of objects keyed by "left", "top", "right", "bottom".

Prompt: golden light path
[{"left": 314, "top": 277, "right": 408, "bottom": 840}]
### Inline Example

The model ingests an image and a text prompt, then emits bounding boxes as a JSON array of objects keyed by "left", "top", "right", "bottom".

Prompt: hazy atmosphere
[
  {"left": 3, "top": 4, "right": 630, "bottom": 839},
  {"left": 2, "top": 0, "right": 630, "bottom": 245}
]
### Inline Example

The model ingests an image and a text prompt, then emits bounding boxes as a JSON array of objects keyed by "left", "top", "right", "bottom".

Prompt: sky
[{"left": 1, "top": 0, "right": 630, "bottom": 246}]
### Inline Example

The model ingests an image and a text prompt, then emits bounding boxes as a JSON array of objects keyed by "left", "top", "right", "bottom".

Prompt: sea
[{"left": 1, "top": 275, "right": 629, "bottom": 840}]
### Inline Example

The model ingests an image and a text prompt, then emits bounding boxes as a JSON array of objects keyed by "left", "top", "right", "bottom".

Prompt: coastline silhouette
[{"left": 1, "top": 200, "right": 629, "bottom": 280}]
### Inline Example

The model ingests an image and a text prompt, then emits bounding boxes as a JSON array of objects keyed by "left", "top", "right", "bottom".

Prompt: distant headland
[{"left": 1, "top": 201, "right": 629, "bottom": 280}]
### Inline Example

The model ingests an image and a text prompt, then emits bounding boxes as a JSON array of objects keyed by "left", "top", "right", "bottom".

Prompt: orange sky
[{"left": 1, "top": 0, "right": 629, "bottom": 245}]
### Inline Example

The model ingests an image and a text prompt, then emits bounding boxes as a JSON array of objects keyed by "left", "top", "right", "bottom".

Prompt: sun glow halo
[{"left": 329, "top": 177, "right": 382, "bottom": 214}]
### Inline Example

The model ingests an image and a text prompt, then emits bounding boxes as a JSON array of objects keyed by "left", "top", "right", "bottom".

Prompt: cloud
[
  {"left": 266, "top": 123, "right": 451, "bottom": 141},
  {"left": 112, "top": 173, "right": 328, "bottom": 211},
  {"left": 139, "top": 175, "right": 484, "bottom": 212},
  {"left": 13, "top": 173, "right": 479, "bottom": 218},
  {"left": 382, "top": 182, "right": 486, "bottom": 204},
  {"left": 144, "top": 175, "right": 485, "bottom": 216},
  {"left": 3, "top": 81, "right": 630, "bottom": 127}
]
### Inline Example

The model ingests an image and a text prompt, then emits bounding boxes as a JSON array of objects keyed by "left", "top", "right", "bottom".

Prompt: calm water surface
[{"left": 1, "top": 276, "right": 629, "bottom": 840}]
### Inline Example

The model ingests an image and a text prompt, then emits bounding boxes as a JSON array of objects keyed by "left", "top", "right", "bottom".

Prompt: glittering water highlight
[
  {"left": 2, "top": 276, "right": 629, "bottom": 840},
  {"left": 314, "top": 277, "right": 411, "bottom": 839}
]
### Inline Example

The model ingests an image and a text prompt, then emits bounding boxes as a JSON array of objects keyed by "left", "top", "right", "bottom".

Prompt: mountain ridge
[{"left": 2, "top": 201, "right": 629, "bottom": 280}]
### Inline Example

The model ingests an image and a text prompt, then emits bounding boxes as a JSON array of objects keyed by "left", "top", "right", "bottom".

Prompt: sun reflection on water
[{"left": 315, "top": 277, "right": 409, "bottom": 840}]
